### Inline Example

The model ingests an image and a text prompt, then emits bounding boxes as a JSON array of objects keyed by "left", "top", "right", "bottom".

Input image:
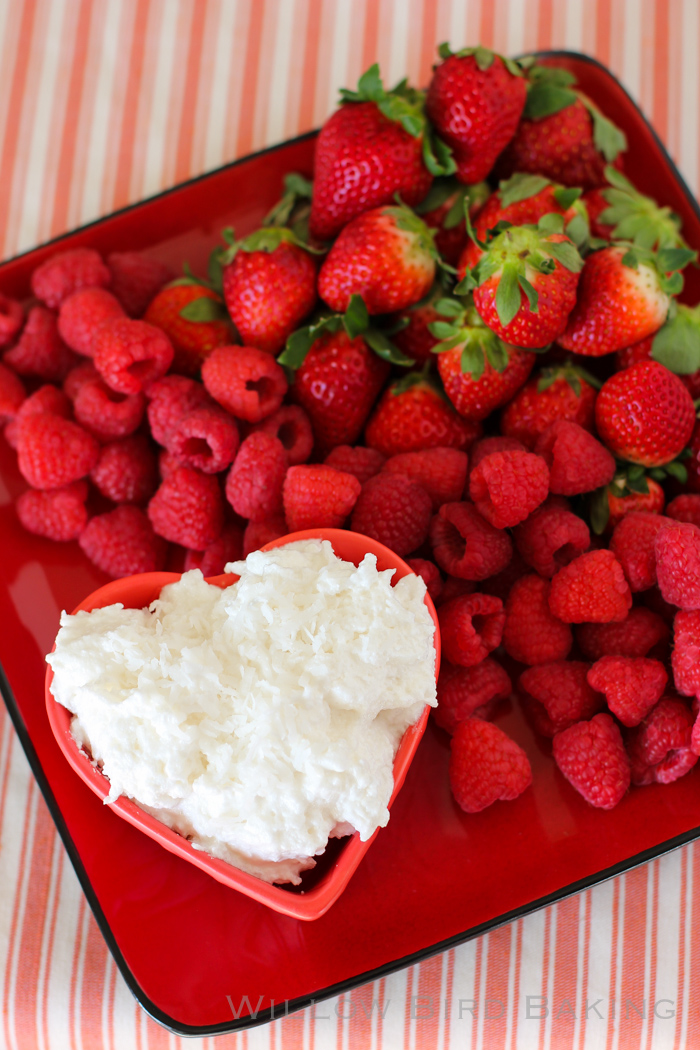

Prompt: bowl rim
[{"left": 44, "top": 528, "right": 441, "bottom": 920}]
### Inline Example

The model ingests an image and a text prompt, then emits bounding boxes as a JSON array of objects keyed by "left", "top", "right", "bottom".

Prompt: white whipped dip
[{"left": 47, "top": 539, "right": 437, "bottom": 883}]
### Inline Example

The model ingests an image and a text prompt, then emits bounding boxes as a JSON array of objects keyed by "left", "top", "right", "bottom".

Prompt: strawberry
[
  {"left": 220, "top": 227, "right": 317, "bottom": 355},
  {"left": 461, "top": 215, "right": 583, "bottom": 349},
  {"left": 459, "top": 174, "right": 589, "bottom": 273},
  {"left": 558, "top": 245, "right": 695, "bottom": 357},
  {"left": 641, "top": 301, "right": 700, "bottom": 397},
  {"left": 606, "top": 475, "right": 665, "bottom": 530},
  {"left": 426, "top": 44, "right": 527, "bottom": 184},
  {"left": 309, "top": 65, "right": 452, "bottom": 242},
  {"left": 144, "top": 281, "right": 232, "bottom": 376},
  {"left": 389, "top": 284, "right": 444, "bottom": 368},
  {"left": 278, "top": 298, "right": 403, "bottom": 454},
  {"left": 430, "top": 298, "right": 536, "bottom": 421},
  {"left": 317, "top": 204, "right": 437, "bottom": 316},
  {"left": 495, "top": 64, "right": 627, "bottom": 189},
  {"left": 584, "top": 166, "right": 687, "bottom": 250},
  {"left": 415, "top": 178, "right": 490, "bottom": 266},
  {"left": 500, "top": 362, "right": 599, "bottom": 448},
  {"left": 364, "top": 372, "right": 481, "bottom": 456},
  {"left": 595, "top": 361, "right": 696, "bottom": 467}
]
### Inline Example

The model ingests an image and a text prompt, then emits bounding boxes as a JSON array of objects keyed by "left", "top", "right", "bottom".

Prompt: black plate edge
[{"left": 2, "top": 47, "right": 700, "bottom": 1037}]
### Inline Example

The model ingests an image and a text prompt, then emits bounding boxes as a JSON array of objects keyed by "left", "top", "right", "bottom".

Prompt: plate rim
[{"left": 2, "top": 47, "right": 700, "bottom": 1037}]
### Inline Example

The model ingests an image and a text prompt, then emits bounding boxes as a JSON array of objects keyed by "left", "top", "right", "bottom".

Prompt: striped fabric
[{"left": 0, "top": 0, "right": 699, "bottom": 1047}]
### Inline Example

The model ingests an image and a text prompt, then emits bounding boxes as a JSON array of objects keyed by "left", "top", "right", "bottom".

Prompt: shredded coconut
[{"left": 47, "top": 539, "right": 437, "bottom": 883}]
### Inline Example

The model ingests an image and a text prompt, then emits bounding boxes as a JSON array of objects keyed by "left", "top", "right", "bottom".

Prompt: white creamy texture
[{"left": 47, "top": 539, "right": 437, "bottom": 884}]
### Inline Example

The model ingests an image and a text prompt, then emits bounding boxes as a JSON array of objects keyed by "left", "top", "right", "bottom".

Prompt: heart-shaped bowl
[{"left": 45, "top": 528, "right": 440, "bottom": 920}]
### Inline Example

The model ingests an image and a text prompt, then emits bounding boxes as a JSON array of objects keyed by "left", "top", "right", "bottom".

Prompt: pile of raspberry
[{"left": 2, "top": 245, "right": 700, "bottom": 820}]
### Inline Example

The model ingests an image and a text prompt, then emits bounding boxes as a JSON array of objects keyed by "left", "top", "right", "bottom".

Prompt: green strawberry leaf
[
  {"left": 603, "top": 166, "right": 637, "bottom": 193},
  {"left": 546, "top": 238, "right": 585, "bottom": 272},
  {"left": 649, "top": 467, "right": 667, "bottom": 481},
  {"left": 429, "top": 320, "right": 460, "bottom": 339},
  {"left": 415, "top": 179, "right": 459, "bottom": 214},
  {"left": 179, "top": 297, "right": 228, "bottom": 323},
  {"left": 652, "top": 307, "right": 700, "bottom": 375},
  {"left": 208, "top": 248, "right": 225, "bottom": 294},
  {"left": 553, "top": 186, "right": 582, "bottom": 209},
  {"left": 657, "top": 246, "right": 697, "bottom": 272},
  {"left": 589, "top": 486, "right": 610, "bottom": 535},
  {"left": 278, "top": 327, "right": 316, "bottom": 369},
  {"left": 498, "top": 173, "right": 550, "bottom": 208},
  {"left": 483, "top": 338, "right": 510, "bottom": 373},
  {"left": 473, "top": 45, "right": 495, "bottom": 71},
  {"left": 454, "top": 272, "right": 478, "bottom": 295},
  {"left": 625, "top": 474, "right": 650, "bottom": 495},
  {"left": 364, "top": 329, "right": 415, "bottom": 366},
  {"left": 431, "top": 334, "right": 464, "bottom": 353},
  {"left": 524, "top": 82, "right": 578, "bottom": 120},
  {"left": 517, "top": 274, "right": 539, "bottom": 314},
  {"left": 342, "top": 294, "right": 370, "bottom": 340},
  {"left": 564, "top": 213, "right": 590, "bottom": 249},
  {"left": 422, "top": 127, "right": 458, "bottom": 176},
  {"left": 433, "top": 297, "right": 464, "bottom": 318},
  {"left": 538, "top": 212, "right": 566, "bottom": 234},
  {"left": 460, "top": 342, "right": 486, "bottom": 380},
  {"left": 665, "top": 460, "right": 688, "bottom": 483},
  {"left": 495, "top": 266, "right": 521, "bottom": 327},
  {"left": 586, "top": 103, "right": 627, "bottom": 161},
  {"left": 443, "top": 191, "right": 468, "bottom": 229}
]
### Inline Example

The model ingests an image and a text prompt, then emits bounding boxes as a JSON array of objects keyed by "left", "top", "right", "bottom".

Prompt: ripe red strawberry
[
  {"left": 318, "top": 204, "right": 437, "bottom": 316},
  {"left": 221, "top": 228, "right": 317, "bottom": 354},
  {"left": 500, "top": 362, "right": 598, "bottom": 448},
  {"left": 464, "top": 219, "right": 583, "bottom": 348},
  {"left": 364, "top": 373, "right": 480, "bottom": 456},
  {"left": 557, "top": 246, "right": 694, "bottom": 357},
  {"left": 460, "top": 175, "right": 589, "bottom": 272},
  {"left": 144, "top": 282, "right": 232, "bottom": 376},
  {"left": 606, "top": 475, "right": 665, "bottom": 530},
  {"left": 595, "top": 361, "right": 695, "bottom": 467},
  {"left": 426, "top": 45, "right": 527, "bottom": 184},
  {"left": 495, "top": 65, "right": 627, "bottom": 190},
  {"left": 431, "top": 300, "right": 535, "bottom": 421},
  {"left": 389, "top": 285, "right": 444, "bottom": 368},
  {"left": 309, "top": 65, "right": 442, "bottom": 242}
]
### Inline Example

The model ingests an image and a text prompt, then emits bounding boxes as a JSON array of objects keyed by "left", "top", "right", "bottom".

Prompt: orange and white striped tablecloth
[{"left": 1, "top": 1, "right": 700, "bottom": 1047}]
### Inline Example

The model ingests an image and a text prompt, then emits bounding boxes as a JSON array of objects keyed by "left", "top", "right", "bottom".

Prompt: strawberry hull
[{"left": 3, "top": 53, "right": 700, "bottom": 1038}]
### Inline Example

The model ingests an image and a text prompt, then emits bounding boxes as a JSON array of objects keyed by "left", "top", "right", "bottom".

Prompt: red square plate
[{"left": 1, "top": 52, "right": 700, "bottom": 1037}]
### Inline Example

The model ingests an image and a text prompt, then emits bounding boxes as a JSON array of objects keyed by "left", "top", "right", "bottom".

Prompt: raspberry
[
  {"left": 147, "top": 467, "right": 224, "bottom": 550},
  {"left": 31, "top": 248, "right": 111, "bottom": 309},
  {"left": 514, "top": 498, "right": 590, "bottom": 577},
  {"left": 671, "top": 609, "right": 700, "bottom": 699},
  {"left": 429, "top": 502, "right": 512, "bottom": 581},
  {"left": 535, "top": 420, "right": 616, "bottom": 496},
  {"left": 283, "top": 465, "right": 361, "bottom": 532},
  {"left": 587, "top": 655, "right": 668, "bottom": 727},
  {"left": 107, "top": 252, "right": 171, "bottom": 317},
  {"left": 0, "top": 362, "right": 25, "bottom": 422},
  {"left": 552, "top": 713, "right": 630, "bottom": 809},
  {"left": 548, "top": 550, "right": 632, "bottom": 623},
  {"left": 467, "top": 436, "right": 525, "bottom": 479},
  {"left": 251, "top": 405, "right": 313, "bottom": 465},
  {"left": 242, "top": 514, "right": 288, "bottom": 557},
  {"left": 146, "top": 375, "right": 211, "bottom": 446},
  {"left": 323, "top": 444, "right": 386, "bottom": 484},
  {"left": 519, "top": 661, "right": 605, "bottom": 736},
  {"left": 666, "top": 494, "right": 700, "bottom": 528},
  {"left": 4, "top": 384, "right": 71, "bottom": 449},
  {"left": 183, "top": 523, "right": 245, "bottom": 577},
  {"left": 92, "top": 318, "right": 174, "bottom": 394},
  {"left": 449, "top": 718, "right": 532, "bottom": 813},
  {"left": 503, "top": 575, "right": 573, "bottom": 665},
  {"left": 438, "top": 575, "right": 475, "bottom": 605},
  {"left": 610, "top": 512, "right": 671, "bottom": 592},
  {"left": 201, "top": 346, "right": 287, "bottom": 423},
  {"left": 350, "top": 473, "right": 432, "bottom": 556},
  {"left": 437, "top": 593, "right": 505, "bottom": 667},
  {"left": 73, "top": 378, "right": 145, "bottom": 441},
  {"left": 0, "top": 294, "right": 24, "bottom": 348},
  {"left": 79, "top": 505, "right": 167, "bottom": 578},
  {"left": 655, "top": 522, "right": 700, "bottom": 610},
  {"left": 166, "top": 405, "right": 239, "bottom": 474},
  {"left": 57, "top": 288, "right": 125, "bottom": 356},
  {"left": 16, "top": 480, "right": 88, "bottom": 542},
  {"left": 406, "top": 558, "right": 443, "bottom": 602},
  {"left": 576, "top": 607, "right": 669, "bottom": 661},
  {"left": 434, "top": 658, "right": 511, "bottom": 734},
  {"left": 469, "top": 450, "right": 549, "bottom": 528},
  {"left": 4, "top": 305, "right": 78, "bottom": 381},
  {"left": 63, "top": 361, "right": 99, "bottom": 401},
  {"left": 226, "top": 432, "right": 287, "bottom": 521},
  {"left": 480, "top": 548, "right": 530, "bottom": 600},
  {"left": 17, "top": 414, "right": 99, "bottom": 489},
  {"left": 626, "top": 697, "right": 697, "bottom": 785},
  {"left": 158, "top": 449, "right": 181, "bottom": 479},
  {"left": 90, "top": 435, "right": 158, "bottom": 504},
  {"left": 381, "top": 448, "right": 468, "bottom": 511}
]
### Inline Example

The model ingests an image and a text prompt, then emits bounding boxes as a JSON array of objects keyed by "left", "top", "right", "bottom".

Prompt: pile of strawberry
[{"left": 4, "top": 46, "right": 700, "bottom": 817}]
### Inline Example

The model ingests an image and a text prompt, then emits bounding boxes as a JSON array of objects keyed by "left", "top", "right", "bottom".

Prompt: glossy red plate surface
[{"left": 2, "top": 52, "right": 700, "bottom": 1036}]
